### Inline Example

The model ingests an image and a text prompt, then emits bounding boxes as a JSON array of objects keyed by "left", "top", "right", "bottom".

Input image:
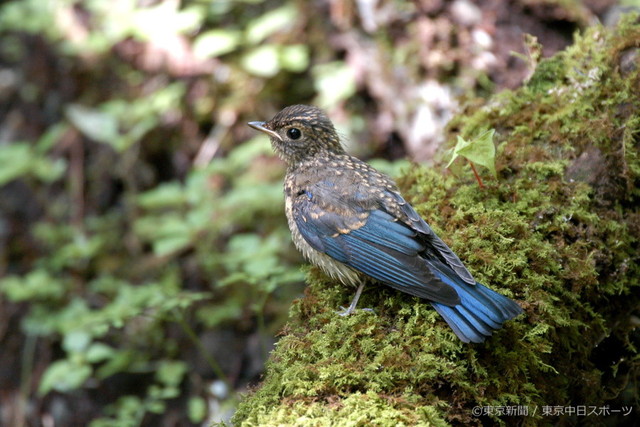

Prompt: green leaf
[
  {"left": 36, "top": 123, "right": 67, "bottom": 153},
  {"left": 153, "top": 234, "right": 193, "bottom": 256},
  {"left": 86, "top": 343, "right": 116, "bottom": 363},
  {"left": 241, "top": 45, "right": 280, "bottom": 77},
  {"left": 95, "top": 350, "right": 137, "bottom": 379},
  {"left": 134, "top": 215, "right": 195, "bottom": 255},
  {"left": 39, "top": 360, "right": 92, "bottom": 394},
  {"left": 280, "top": 44, "right": 309, "bottom": 72},
  {"left": 137, "top": 182, "right": 187, "bottom": 209},
  {"left": 31, "top": 156, "right": 66, "bottom": 182},
  {"left": 66, "top": 104, "right": 120, "bottom": 144},
  {"left": 188, "top": 396, "right": 207, "bottom": 423},
  {"left": 0, "top": 144, "right": 31, "bottom": 184},
  {"left": 313, "top": 62, "right": 357, "bottom": 108},
  {"left": 193, "top": 29, "right": 242, "bottom": 58},
  {"left": 0, "top": 270, "right": 67, "bottom": 302},
  {"left": 156, "top": 360, "right": 187, "bottom": 387},
  {"left": 245, "top": 5, "right": 296, "bottom": 44},
  {"left": 446, "top": 129, "right": 497, "bottom": 177},
  {"left": 131, "top": 2, "right": 204, "bottom": 41},
  {"left": 148, "top": 384, "right": 180, "bottom": 400},
  {"left": 0, "top": 143, "right": 65, "bottom": 185},
  {"left": 63, "top": 331, "right": 91, "bottom": 352}
]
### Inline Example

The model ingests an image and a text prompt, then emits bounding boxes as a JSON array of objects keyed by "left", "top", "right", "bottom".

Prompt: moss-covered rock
[{"left": 232, "top": 14, "right": 640, "bottom": 426}]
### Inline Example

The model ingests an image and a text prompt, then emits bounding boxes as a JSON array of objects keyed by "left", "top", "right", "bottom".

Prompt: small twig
[
  {"left": 193, "top": 110, "right": 237, "bottom": 167},
  {"left": 193, "top": 126, "right": 222, "bottom": 168},
  {"left": 469, "top": 161, "right": 484, "bottom": 188}
]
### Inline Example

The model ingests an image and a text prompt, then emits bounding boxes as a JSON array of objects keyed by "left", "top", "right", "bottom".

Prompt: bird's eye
[{"left": 287, "top": 128, "right": 302, "bottom": 140}]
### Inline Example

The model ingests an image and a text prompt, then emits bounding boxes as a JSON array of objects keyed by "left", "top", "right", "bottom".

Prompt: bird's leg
[{"left": 337, "top": 282, "right": 374, "bottom": 316}]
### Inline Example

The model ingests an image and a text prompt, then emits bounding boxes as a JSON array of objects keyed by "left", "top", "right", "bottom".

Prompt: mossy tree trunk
[{"left": 231, "top": 15, "right": 640, "bottom": 427}]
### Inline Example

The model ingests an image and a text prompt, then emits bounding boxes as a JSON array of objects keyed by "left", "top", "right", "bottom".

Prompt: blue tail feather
[
  {"left": 424, "top": 260, "right": 522, "bottom": 343},
  {"left": 431, "top": 278, "right": 522, "bottom": 343}
]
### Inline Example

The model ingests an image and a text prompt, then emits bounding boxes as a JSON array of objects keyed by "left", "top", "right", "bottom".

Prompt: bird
[{"left": 248, "top": 104, "right": 523, "bottom": 343}]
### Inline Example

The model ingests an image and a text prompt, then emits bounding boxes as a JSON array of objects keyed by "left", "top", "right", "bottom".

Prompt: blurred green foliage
[{"left": 0, "top": 0, "right": 336, "bottom": 424}]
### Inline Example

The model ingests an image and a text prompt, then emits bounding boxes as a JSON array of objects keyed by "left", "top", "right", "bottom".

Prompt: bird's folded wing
[
  {"left": 293, "top": 194, "right": 461, "bottom": 306},
  {"left": 389, "top": 191, "right": 476, "bottom": 286}
]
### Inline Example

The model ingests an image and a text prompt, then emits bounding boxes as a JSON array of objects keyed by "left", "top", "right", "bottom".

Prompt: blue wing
[
  {"left": 293, "top": 185, "right": 523, "bottom": 342},
  {"left": 388, "top": 191, "right": 476, "bottom": 285},
  {"left": 293, "top": 190, "right": 461, "bottom": 306}
]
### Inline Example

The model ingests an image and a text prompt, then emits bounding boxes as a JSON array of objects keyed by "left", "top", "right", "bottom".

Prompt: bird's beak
[{"left": 248, "top": 121, "right": 282, "bottom": 141}]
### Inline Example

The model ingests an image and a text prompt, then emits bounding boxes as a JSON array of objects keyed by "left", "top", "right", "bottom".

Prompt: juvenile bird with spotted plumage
[{"left": 248, "top": 105, "right": 523, "bottom": 343}]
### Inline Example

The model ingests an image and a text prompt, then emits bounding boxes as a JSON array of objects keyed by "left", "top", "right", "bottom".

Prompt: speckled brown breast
[{"left": 283, "top": 152, "right": 408, "bottom": 286}]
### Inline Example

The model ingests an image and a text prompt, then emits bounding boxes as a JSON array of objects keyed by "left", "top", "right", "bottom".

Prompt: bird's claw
[
  {"left": 337, "top": 306, "right": 351, "bottom": 316},
  {"left": 336, "top": 306, "right": 375, "bottom": 316}
]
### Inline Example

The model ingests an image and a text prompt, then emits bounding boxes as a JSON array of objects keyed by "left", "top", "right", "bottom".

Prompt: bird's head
[{"left": 248, "top": 105, "right": 345, "bottom": 165}]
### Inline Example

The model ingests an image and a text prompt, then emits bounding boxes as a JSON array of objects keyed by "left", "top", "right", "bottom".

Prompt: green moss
[
  {"left": 232, "top": 15, "right": 640, "bottom": 426},
  {"left": 241, "top": 390, "right": 450, "bottom": 427}
]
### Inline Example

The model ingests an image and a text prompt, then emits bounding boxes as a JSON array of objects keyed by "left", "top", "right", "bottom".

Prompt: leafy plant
[{"left": 446, "top": 129, "right": 497, "bottom": 187}]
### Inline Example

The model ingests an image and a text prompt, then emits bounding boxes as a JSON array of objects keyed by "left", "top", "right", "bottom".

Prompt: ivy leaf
[{"left": 446, "top": 129, "right": 497, "bottom": 178}]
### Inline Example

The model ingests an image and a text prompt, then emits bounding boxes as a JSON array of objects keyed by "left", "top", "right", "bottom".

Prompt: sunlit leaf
[
  {"left": 280, "top": 44, "right": 309, "bottom": 72},
  {"left": 446, "top": 129, "right": 497, "bottom": 177},
  {"left": 313, "top": 62, "right": 357, "bottom": 108},
  {"left": 245, "top": 5, "right": 296, "bottom": 44},
  {"left": 241, "top": 45, "right": 280, "bottom": 77},
  {"left": 132, "top": 3, "right": 204, "bottom": 41},
  {"left": 63, "top": 331, "right": 91, "bottom": 352},
  {"left": 39, "top": 360, "right": 92, "bottom": 394},
  {"left": 193, "top": 29, "right": 242, "bottom": 58},
  {"left": 86, "top": 343, "right": 116, "bottom": 363}
]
